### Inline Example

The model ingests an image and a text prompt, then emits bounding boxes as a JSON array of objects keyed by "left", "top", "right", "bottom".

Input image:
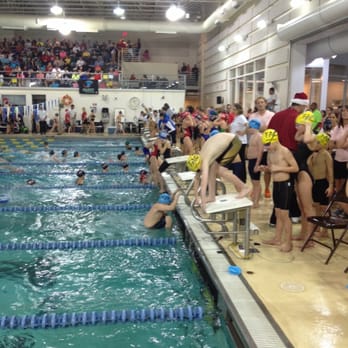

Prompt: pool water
[{"left": 0, "top": 137, "right": 236, "bottom": 348}]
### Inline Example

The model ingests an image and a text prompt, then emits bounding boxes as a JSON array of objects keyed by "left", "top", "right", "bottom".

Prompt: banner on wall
[{"left": 78, "top": 80, "right": 99, "bottom": 95}]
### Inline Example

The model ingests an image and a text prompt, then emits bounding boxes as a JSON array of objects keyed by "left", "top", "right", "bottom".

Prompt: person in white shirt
[
  {"left": 249, "top": 96, "right": 275, "bottom": 198},
  {"left": 229, "top": 103, "right": 248, "bottom": 182},
  {"left": 38, "top": 105, "right": 47, "bottom": 135},
  {"left": 266, "top": 87, "right": 280, "bottom": 112}
]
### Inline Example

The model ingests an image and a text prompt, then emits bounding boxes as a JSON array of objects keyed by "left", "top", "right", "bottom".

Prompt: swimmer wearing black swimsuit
[{"left": 215, "top": 136, "right": 242, "bottom": 167}]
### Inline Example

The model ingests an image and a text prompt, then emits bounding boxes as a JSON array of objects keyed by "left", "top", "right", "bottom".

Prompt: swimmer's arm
[
  {"left": 254, "top": 137, "right": 264, "bottom": 170},
  {"left": 325, "top": 152, "right": 334, "bottom": 195},
  {"left": 303, "top": 122, "right": 316, "bottom": 144}
]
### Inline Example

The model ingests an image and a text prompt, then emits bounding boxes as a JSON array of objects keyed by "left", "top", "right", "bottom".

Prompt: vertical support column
[
  {"left": 289, "top": 42, "right": 307, "bottom": 100},
  {"left": 320, "top": 59, "right": 330, "bottom": 110}
]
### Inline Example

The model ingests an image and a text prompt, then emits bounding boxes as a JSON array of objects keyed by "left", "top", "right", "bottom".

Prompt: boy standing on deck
[
  {"left": 307, "top": 133, "right": 334, "bottom": 236},
  {"left": 246, "top": 119, "right": 263, "bottom": 208},
  {"left": 260, "top": 129, "right": 299, "bottom": 252}
]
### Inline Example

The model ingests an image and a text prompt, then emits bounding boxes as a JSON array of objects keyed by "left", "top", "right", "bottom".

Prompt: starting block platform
[
  {"left": 205, "top": 193, "right": 252, "bottom": 214},
  {"left": 166, "top": 155, "right": 189, "bottom": 164}
]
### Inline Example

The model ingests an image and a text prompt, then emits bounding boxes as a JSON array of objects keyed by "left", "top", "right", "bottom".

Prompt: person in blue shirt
[{"left": 158, "top": 111, "right": 176, "bottom": 145}]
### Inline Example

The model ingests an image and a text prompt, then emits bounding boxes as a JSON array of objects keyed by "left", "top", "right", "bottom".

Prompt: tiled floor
[{"left": 217, "top": 194, "right": 348, "bottom": 348}]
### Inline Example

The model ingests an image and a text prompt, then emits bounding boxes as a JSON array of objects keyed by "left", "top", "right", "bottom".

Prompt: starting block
[{"left": 205, "top": 193, "right": 254, "bottom": 259}]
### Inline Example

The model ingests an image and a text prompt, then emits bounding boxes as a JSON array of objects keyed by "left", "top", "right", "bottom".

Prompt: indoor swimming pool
[{"left": 0, "top": 137, "right": 237, "bottom": 348}]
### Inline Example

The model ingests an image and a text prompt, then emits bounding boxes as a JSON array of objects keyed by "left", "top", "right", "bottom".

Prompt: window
[{"left": 229, "top": 59, "right": 265, "bottom": 112}]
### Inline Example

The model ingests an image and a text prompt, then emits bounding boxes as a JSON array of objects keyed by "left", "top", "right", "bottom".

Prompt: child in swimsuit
[
  {"left": 143, "top": 190, "right": 182, "bottom": 229},
  {"left": 260, "top": 129, "right": 299, "bottom": 252}
]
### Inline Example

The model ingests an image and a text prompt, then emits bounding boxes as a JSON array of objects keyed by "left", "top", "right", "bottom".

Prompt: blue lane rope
[
  {"left": 0, "top": 237, "right": 177, "bottom": 251},
  {"left": 0, "top": 184, "right": 156, "bottom": 190},
  {"left": 0, "top": 203, "right": 152, "bottom": 213},
  {"left": 17, "top": 145, "right": 143, "bottom": 150},
  {"left": 0, "top": 306, "right": 204, "bottom": 329},
  {"left": 0, "top": 171, "right": 143, "bottom": 176},
  {"left": 0, "top": 161, "right": 144, "bottom": 166}
]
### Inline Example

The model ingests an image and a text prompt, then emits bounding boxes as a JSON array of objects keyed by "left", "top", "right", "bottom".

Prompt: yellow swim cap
[
  {"left": 315, "top": 133, "right": 330, "bottom": 147},
  {"left": 261, "top": 129, "right": 279, "bottom": 144},
  {"left": 295, "top": 111, "right": 314, "bottom": 125},
  {"left": 186, "top": 154, "right": 202, "bottom": 172}
]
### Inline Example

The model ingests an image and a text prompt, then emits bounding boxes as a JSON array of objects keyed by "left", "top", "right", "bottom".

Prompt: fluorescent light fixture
[
  {"left": 50, "top": 5, "right": 63, "bottom": 16},
  {"left": 113, "top": 6, "right": 125, "bottom": 16},
  {"left": 166, "top": 5, "right": 185, "bottom": 22},
  {"left": 155, "top": 30, "right": 177, "bottom": 34},
  {"left": 2, "top": 25, "right": 26, "bottom": 30}
]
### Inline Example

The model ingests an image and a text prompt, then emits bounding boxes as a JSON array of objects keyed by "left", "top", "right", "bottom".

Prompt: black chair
[{"left": 301, "top": 189, "right": 348, "bottom": 264}]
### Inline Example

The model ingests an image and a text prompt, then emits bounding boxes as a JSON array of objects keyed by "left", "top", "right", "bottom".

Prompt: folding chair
[{"left": 301, "top": 189, "right": 348, "bottom": 264}]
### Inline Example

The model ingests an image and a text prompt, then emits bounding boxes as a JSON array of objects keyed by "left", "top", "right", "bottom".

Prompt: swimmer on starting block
[{"left": 186, "top": 132, "right": 250, "bottom": 211}]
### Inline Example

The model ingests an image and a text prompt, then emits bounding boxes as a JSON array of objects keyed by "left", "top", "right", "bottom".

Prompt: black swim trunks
[{"left": 151, "top": 215, "right": 166, "bottom": 229}]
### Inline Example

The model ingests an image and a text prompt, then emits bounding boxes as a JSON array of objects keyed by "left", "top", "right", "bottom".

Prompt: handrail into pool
[{"left": 0, "top": 306, "right": 204, "bottom": 329}]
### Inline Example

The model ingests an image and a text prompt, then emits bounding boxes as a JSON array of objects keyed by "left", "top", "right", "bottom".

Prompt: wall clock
[{"left": 129, "top": 96, "right": 141, "bottom": 110}]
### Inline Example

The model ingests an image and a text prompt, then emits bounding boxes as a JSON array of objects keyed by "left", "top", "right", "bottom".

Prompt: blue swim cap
[
  {"left": 249, "top": 119, "right": 261, "bottom": 130},
  {"left": 209, "top": 129, "right": 219, "bottom": 137},
  {"left": 158, "top": 193, "right": 171, "bottom": 205}
]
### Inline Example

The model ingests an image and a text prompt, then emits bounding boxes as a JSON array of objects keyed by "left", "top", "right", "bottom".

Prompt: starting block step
[
  {"left": 178, "top": 171, "right": 196, "bottom": 181},
  {"left": 205, "top": 193, "right": 252, "bottom": 214}
]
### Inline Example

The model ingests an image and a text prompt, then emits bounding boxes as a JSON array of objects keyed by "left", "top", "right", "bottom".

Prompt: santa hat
[{"left": 291, "top": 92, "right": 309, "bottom": 106}]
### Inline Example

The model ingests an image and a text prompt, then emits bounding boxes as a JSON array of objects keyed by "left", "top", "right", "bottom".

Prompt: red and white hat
[{"left": 291, "top": 92, "right": 309, "bottom": 106}]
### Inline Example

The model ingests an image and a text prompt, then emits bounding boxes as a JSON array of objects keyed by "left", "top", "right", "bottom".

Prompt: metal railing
[{"left": 0, "top": 72, "right": 188, "bottom": 90}]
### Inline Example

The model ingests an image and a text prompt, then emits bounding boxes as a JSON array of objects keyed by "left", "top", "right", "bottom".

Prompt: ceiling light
[
  {"left": 218, "top": 45, "right": 226, "bottom": 52},
  {"left": 50, "top": 4, "right": 63, "bottom": 16},
  {"left": 113, "top": 3, "right": 125, "bottom": 17},
  {"left": 166, "top": 5, "right": 185, "bottom": 22},
  {"left": 257, "top": 19, "right": 267, "bottom": 29},
  {"left": 233, "top": 34, "right": 245, "bottom": 43},
  {"left": 331, "top": 55, "right": 337, "bottom": 59}
]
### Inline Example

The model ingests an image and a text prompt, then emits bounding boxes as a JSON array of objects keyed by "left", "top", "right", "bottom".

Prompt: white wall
[
  {"left": 0, "top": 87, "right": 185, "bottom": 129},
  {"left": 200, "top": 0, "right": 332, "bottom": 110}
]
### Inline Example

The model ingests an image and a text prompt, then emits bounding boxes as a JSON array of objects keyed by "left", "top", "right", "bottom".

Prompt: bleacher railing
[{"left": 0, "top": 71, "right": 192, "bottom": 90}]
